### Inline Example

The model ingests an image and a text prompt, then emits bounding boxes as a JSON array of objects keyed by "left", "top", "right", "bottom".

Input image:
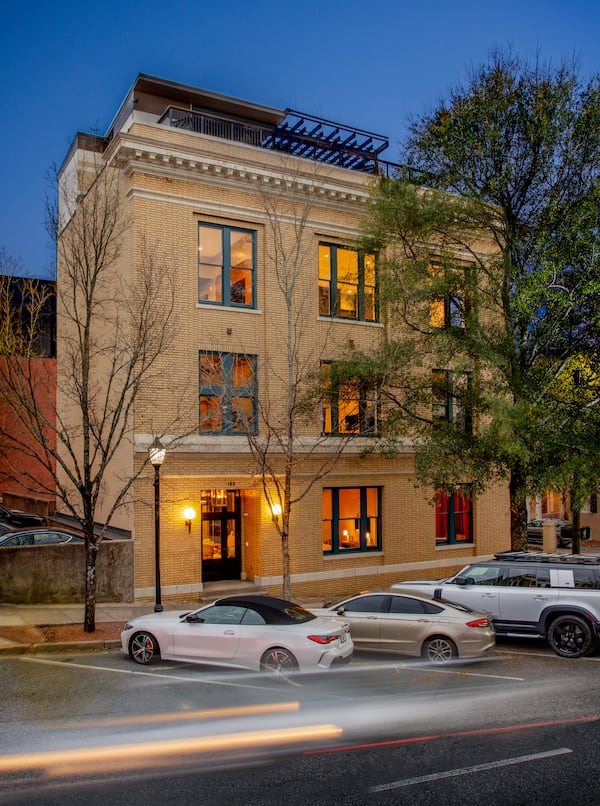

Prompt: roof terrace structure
[{"left": 90, "top": 74, "right": 403, "bottom": 178}]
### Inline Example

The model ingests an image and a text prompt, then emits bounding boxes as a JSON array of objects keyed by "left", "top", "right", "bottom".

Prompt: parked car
[
  {"left": 0, "top": 528, "right": 85, "bottom": 547},
  {"left": 121, "top": 595, "right": 353, "bottom": 675},
  {"left": 311, "top": 590, "right": 495, "bottom": 663},
  {"left": 392, "top": 551, "right": 600, "bottom": 658},
  {"left": 0, "top": 504, "right": 46, "bottom": 528},
  {"left": 527, "top": 519, "right": 573, "bottom": 547}
]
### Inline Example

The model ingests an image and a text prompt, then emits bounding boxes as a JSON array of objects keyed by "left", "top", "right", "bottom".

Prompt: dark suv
[{"left": 392, "top": 552, "right": 600, "bottom": 658}]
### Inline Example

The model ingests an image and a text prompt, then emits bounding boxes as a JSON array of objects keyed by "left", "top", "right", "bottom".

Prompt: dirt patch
[{"left": 0, "top": 622, "right": 124, "bottom": 644}]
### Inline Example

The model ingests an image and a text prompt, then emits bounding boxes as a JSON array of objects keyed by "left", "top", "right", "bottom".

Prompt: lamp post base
[{"left": 154, "top": 603, "right": 164, "bottom": 612}]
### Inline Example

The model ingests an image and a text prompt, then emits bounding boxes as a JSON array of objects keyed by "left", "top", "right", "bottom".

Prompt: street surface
[{"left": 0, "top": 637, "right": 599, "bottom": 804}]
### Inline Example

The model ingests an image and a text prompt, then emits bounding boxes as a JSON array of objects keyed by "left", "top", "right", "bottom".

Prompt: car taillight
[
  {"left": 466, "top": 618, "right": 491, "bottom": 628},
  {"left": 308, "top": 634, "right": 338, "bottom": 644}
]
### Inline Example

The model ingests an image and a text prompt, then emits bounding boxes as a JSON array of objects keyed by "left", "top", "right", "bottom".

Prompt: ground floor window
[
  {"left": 435, "top": 488, "right": 473, "bottom": 544},
  {"left": 322, "top": 486, "right": 381, "bottom": 554}
]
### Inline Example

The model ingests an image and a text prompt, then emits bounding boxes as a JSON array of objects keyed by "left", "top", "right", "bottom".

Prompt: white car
[{"left": 121, "top": 595, "right": 353, "bottom": 675}]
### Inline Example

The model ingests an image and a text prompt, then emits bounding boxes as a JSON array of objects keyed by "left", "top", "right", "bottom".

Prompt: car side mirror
[
  {"left": 455, "top": 577, "right": 468, "bottom": 586},
  {"left": 185, "top": 613, "right": 204, "bottom": 623},
  {"left": 335, "top": 607, "right": 345, "bottom": 615}
]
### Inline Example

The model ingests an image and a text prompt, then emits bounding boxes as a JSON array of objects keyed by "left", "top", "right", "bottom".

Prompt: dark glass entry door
[{"left": 201, "top": 490, "right": 241, "bottom": 581}]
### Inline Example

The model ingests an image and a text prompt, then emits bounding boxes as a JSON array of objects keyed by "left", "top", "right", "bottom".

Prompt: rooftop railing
[{"left": 159, "top": 106, "right": 424, "bottom": 182}]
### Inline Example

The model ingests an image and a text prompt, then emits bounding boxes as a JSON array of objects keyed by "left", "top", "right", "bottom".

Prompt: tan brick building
[{"left": 58, "top": 74, "right": 510, "bottom": 604}]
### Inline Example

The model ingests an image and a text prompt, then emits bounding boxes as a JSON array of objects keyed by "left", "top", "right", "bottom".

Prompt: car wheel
[
  {"left": 421, "top": 636, "right": 458, "bottom": 663},
  {"left": 260, "top": 647, "right": 298, "bottom": 678},
  {"left": 129, "top": 631, "right": 160, "bottom": 664},
  {"left": 547, "top": 615, "right": 594, "bottom": 658}
]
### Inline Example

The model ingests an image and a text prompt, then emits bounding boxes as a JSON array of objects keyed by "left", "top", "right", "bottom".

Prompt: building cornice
[{"left": 106, "top": 130, "right": 373, "bottom": 211}]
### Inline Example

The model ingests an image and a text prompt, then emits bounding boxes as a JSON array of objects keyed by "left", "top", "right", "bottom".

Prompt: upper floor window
[
  {"left": 319, "top": 244, "right": 376, "bottom": 322},
  {"left": 432, "top": 369, "right": 472, "bottom": 433},
  {"left": 321, "top": 362, "right": 378, "bottom": 436},
  {"left": 199, "top": 351, "right": 257, "bottom": 434},
  {"left": 429, "top": 262, "right": 467, "bottom": 329},
  {"left": 323, "top": 486, "right": 382, "bottom": 553},
  {"left": 435, "top": 487, "right": 473, "bottom": 544},
  {"left": 198, "top": 224, "right": 255, "bottom": 307}
]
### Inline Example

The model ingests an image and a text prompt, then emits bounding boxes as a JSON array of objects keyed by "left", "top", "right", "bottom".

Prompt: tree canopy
[{"left": 355, "top": 50, "right": 600, "bottom": 548}]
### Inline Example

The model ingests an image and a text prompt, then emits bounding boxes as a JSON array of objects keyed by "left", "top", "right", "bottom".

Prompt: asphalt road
[{"left": 1, "top": 637, "right": 599, "bottom": 804}]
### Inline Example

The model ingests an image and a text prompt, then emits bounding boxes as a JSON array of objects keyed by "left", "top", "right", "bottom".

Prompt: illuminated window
[
  {"left": 435, "top": 488, "right": 473, "bottom": 544},
  {"left": 198, "top": 224, "right": 255, "bottom": 307},
  {"left": 429, "top": 262, "right": 467, "bottom": 329},
  {"left": 319, "top": 244, "right": 376, "bottom": 322},
  {"left": 199, "top": 351, "right": 257, "bottom": 434},
  {"left": 321, "top": 362, "right": 378, "bottom": 435},
  {"left": 322, "top": 487, "right": 381, "bottom": 553}
]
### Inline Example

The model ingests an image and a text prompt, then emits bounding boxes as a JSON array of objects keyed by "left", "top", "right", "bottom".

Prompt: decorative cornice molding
[{"left": 108, "top": 132, "right": 372, "bottom": 210}]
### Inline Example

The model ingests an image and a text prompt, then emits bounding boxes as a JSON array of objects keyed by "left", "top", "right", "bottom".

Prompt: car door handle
[
  {"left": 223, "top": 629, "right": 236, "bottom": 635},
  {"left": 366, "top": 616, "right": 379, "bottom": 619}
]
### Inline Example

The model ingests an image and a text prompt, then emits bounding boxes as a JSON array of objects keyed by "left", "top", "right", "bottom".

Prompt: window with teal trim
[
  {"left": 199, "top": 351, "right": 257, "bottom": 434},
  {"left": 321, "top": 362, "right": 379, "bottom": 435},
  {"left": 435, "top": 488, "right": 473, "bottom": 544},
  {"left": 318, "top": 243, "right": 376, "bottom": 322},
  {"left": 322, "top": 487, "right": 381, "bottom": 554},
  {"left": 198, "top": 224, "right": 255, "bottom": 307}
]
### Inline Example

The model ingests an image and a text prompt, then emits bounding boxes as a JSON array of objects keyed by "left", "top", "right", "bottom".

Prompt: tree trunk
[
  {"left": 281, "top": 513, "right": 291, "bottom": 600},
  {"left": 83, "top": 536, "right": 98, "bottom": 633},
  {"left": 509, "top": 466, "right": 528, "bottom": 551}
]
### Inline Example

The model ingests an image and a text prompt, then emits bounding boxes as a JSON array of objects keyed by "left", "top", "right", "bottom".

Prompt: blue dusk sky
[{"left": 1, "top": 0, "right": 598, "bottom": 279}]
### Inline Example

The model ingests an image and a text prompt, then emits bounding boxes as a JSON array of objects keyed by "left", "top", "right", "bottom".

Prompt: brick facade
[{"left": 58, "top": 75, "right": 510, "bottom": 603}]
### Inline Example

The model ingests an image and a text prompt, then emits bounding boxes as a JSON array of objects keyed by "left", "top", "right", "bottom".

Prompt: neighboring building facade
[
  {"left": 0, "top": 277, "right": 56, "bottom": 516},
  {"left": 58, "top": 74, "right": 510, "bottom": 603}
]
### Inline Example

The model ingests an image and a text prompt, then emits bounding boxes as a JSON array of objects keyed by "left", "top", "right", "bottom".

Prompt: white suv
[{"left": 392, "top": 551, "right": 600, "bottom": 658}]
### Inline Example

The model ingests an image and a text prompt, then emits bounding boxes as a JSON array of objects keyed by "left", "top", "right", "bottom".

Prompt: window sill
[
  {"left": 435, "top": 542, "right": 474, "bottom": 550},
  {"left": 323, "top": 551, "right": 383, "bottom": 559},
  {"left": 317, "top": 316, "right": 382, "bottom": 328},
  {"left": 196, "top": 303, "right": 263, "bottom": 315}
]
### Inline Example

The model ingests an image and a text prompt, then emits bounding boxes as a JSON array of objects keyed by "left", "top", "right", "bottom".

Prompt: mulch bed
[{"left": 0, "top": 622, "right": 124, "bottom": 644}]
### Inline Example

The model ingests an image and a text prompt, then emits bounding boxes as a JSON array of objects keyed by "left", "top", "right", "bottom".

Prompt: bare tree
[
  {"left": 243, "top": 161, "right": 359, "bottom": 599},
  {"left": 0, "top": 156, "right": 184, "bottom": 631}
]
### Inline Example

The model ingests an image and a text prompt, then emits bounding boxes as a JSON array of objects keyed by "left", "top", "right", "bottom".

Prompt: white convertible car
[{"left": 121, "top": 595, "right": 353, "bottom": 675}]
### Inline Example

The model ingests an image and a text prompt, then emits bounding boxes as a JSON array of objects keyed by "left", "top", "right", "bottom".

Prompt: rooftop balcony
[{"left": 159, "top": 105, "right": 420, "bottom": 181}]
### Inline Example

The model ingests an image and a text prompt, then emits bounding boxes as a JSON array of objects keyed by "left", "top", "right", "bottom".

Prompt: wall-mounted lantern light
[
  {"left": 271, "top": 502, "right": 282, "bottom": 522},
  {"left": 183, "top": 507, "right": 196, "bottom": 533}
]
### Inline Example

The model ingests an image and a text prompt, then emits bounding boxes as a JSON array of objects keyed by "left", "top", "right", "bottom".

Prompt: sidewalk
[{"left": 0, "top": 601, "right": 199, "bottom": 656}]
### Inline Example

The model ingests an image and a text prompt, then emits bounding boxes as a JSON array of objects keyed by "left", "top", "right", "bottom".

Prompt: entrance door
[{"left": 201, "top": 490, "right": 242, "bottom": 582}]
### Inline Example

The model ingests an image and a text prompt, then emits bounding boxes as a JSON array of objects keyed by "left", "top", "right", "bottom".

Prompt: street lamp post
[{"left": 149, "top": 437, "right": 166, "bottom": 613}]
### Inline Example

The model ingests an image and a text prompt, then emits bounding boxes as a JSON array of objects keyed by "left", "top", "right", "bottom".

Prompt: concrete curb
[{"left": 0, "top": 639, "right": 121, "bottom": 656}]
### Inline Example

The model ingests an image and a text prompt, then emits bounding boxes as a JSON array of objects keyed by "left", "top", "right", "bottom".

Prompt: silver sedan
[{"left": 312, "top": 590, "right": 495, "bottom": 663}]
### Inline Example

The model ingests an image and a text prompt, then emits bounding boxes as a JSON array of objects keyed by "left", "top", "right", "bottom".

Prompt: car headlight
[{"left": 123, "top": 623, "right": 134, "bottom": 631}]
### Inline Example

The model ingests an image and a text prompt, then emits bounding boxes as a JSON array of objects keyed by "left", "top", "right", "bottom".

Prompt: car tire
[
  {"left": 547, "top": 615, "right": 595, "bottom": 658},
  {"left": 421, "top": 636, "right": 458, "bottom": 663},
  {"left": 259, "top": 647, "right": 298, "bottom": 678},
  {"left": 129, "top": 631, "right": 160, "bottom": 664}
]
